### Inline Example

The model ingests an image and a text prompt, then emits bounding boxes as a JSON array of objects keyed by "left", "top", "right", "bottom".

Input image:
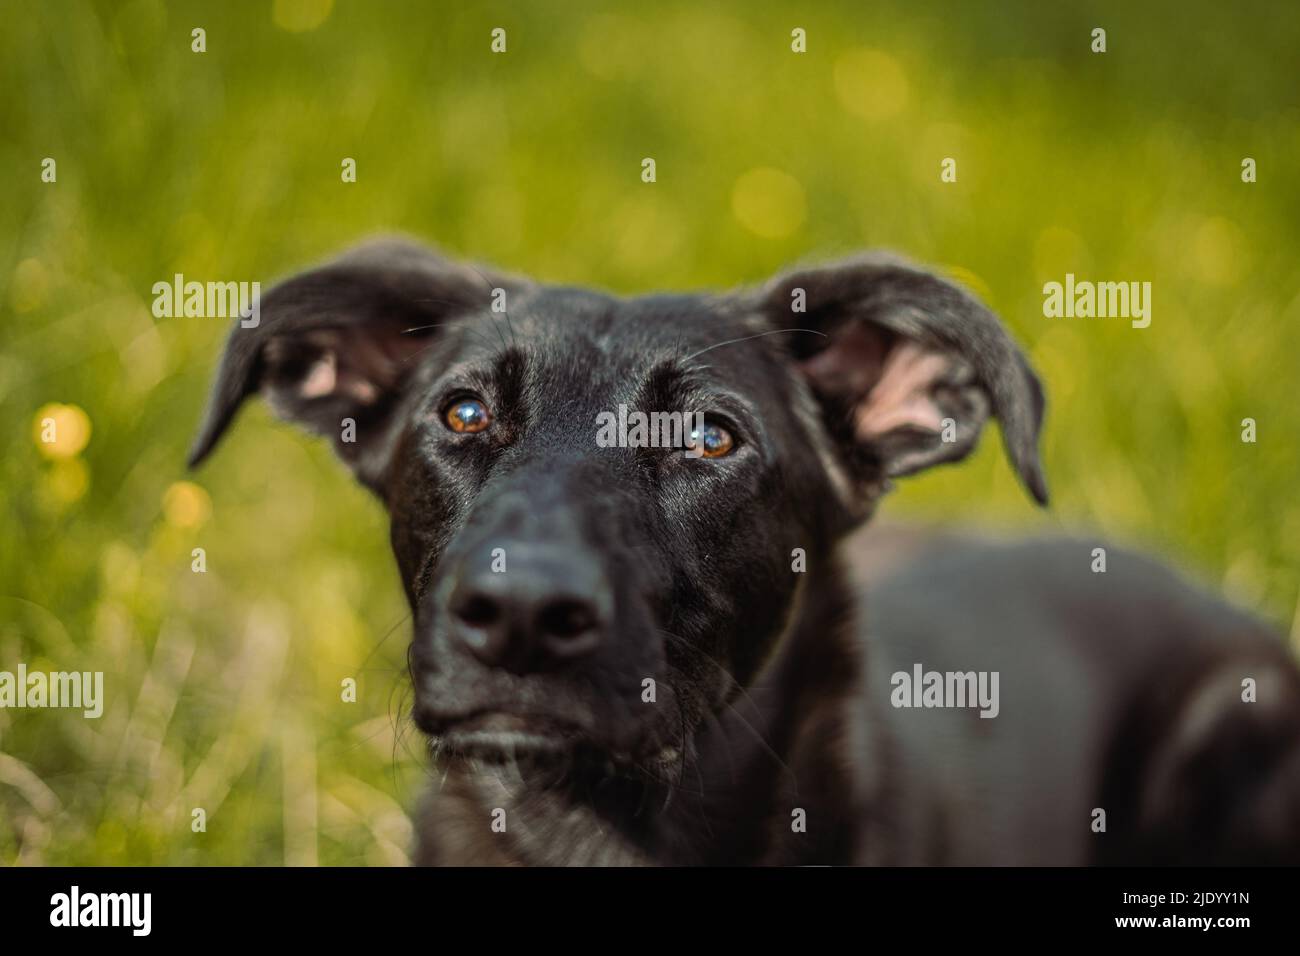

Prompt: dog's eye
[
  {"left": 444, "top": 397, "right": 492, "bottom": 434},
  {"left": 691, "top": 422, "right": 735, "bottom": 459}
]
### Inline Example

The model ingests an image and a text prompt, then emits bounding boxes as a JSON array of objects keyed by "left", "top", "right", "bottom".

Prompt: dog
[{"left": 189, "top": 238, "right": 1300, "bottom": 865}]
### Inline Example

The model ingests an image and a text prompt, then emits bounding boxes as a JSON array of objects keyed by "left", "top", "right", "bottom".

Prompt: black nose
[{"left": 446, "top": 542, "right": 611, "bottom": 673}]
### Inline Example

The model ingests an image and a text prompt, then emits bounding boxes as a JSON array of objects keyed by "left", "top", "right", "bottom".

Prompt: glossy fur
[{"left": 191, "top": 239, "right": 1300, "bottom": 865}]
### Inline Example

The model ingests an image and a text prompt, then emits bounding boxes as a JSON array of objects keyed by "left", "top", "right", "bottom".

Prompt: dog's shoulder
[
  {"left": 839, "top": 525, "right": 1299, "bottom": 864},
  {"left": 848, "top": 524, "right": 1281, "bottom": 661}
]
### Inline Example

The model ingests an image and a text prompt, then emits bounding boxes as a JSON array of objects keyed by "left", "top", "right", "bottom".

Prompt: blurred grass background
[{"left": 1, "top": 0, "right": 1298, "bottom": 864}]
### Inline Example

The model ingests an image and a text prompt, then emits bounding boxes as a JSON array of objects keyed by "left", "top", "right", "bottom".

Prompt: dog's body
[
  {"left": 856, "top": 529, "right": 1300, "bottom": 865},
  {"left": 191, "top": 239, "right": 1300, "bottom": 865},
  {"left": 413, "top": 528, "right": 1300, "bottom": 866}
]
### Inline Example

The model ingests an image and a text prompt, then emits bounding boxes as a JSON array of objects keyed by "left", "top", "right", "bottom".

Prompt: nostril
[
  {"left": 455, "top": 594, "right": 500, "bottom": 628},
  {"left": 445, "top": 547, "right": 609, "bottom": 670},
  {"left": 537, "top": 599, "right": 599, "bottom": 640}
]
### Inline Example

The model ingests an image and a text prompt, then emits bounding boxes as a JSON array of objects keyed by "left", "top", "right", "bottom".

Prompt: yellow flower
[
  {"left": 162, "top": 481, "right": 213, "bottom": 531},
  {"left": 33, "top": 403, "right": 91, "bottom": 459}
]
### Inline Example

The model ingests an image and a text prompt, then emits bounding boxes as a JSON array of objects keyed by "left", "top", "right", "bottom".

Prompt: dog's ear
[
  {"left": 759, "top": 254, "right": 1048, "bottom": 506},
  {"left": 188, "top": 238, "right": 521, "bottom": 489}
]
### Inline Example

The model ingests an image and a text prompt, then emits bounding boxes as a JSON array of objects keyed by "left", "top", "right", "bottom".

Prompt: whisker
[
  {"left": 682, "top": 327, "right": 826, "bottom": 362},
  {"left": 359, "top": 612, "right": 412, "bottom": 671},
  {"left": 656, "top": 628, "right": 801, "bottom": 795},
  {"left": 463, "top": 263, "right": 519, "bottom": 351}
]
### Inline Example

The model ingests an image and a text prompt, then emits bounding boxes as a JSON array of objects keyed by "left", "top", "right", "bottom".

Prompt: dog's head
[{"left": 190, "top": 238, "right": 1046, "bottom": 777}]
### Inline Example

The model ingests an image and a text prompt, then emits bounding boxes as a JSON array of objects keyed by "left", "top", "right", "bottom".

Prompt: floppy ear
[
  {"left": 188, "top": 238, "right": 522, "bottom": 489},
  {"left": 760, "top": 254, "right": 1048, "bottom": 506}
]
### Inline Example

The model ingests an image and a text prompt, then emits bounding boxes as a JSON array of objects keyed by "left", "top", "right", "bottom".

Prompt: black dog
[{"left": 190, "top": 238, "right": 1300, "bottom": 864}]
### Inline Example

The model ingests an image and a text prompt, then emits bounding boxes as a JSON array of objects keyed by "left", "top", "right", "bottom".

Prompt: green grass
[{"left": 1, "top": 0, "right": 1297, "bottom": 864}]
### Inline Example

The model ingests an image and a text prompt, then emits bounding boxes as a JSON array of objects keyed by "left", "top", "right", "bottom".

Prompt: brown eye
[
  {"left": 692, "top": 422, "right": 735, "bottom": 458},
  {"left": 444, "top": 397, "right": 492, "bottom": 434}
]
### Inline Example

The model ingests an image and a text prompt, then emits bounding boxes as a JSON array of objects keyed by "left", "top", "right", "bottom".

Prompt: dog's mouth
[
  {"left": 415, "top": 706, "right": 684, "bottom": 776},
  {"left": 427, "top": 710, "right": 588, "bottom": 762}
]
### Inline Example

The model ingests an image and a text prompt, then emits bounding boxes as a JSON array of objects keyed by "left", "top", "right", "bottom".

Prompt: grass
[{"left": 1, "top": 0, "right": 1297, "bottom": 864}]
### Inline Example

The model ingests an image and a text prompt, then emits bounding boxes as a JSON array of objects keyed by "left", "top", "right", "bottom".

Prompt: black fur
[{"left": 190, "top": 238, "right": 1300, "bottom": 865}]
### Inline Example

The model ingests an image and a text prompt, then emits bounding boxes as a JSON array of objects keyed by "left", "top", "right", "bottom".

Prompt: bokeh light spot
[
  {"left": 1033, "top": 226, "right": 1092, "bottom": 282},
  {"left": 273, "top": 0, "right": 333, "bottom": 33},
  {"left": 1191, "top": 216, "right": 1245, "bottom": 286},
  {"left": 612, "top": 195, "right": 686, "bottom": 268},
  {"left": 835, "top": 49, "right": 909, "bottom": 121},
  {"left": 48, "top": 458, "right": 90, "bottom": 505},
  {"left": 33, "top": 403, "right": 92, "bottom": 459},
  {"left": 11, "top": 258, "right": 48, "bottom": 313},
  {"left": 732, "top": 167, "right": 806, "bottom": 239},
  {"left": 163, "top": 481, "right": 213, "bottom": 531}
]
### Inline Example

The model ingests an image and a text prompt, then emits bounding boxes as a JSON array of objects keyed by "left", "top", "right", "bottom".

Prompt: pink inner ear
[
  {"left": 299, "top": 351, "right": 338, "bottom": 399},
  {"left": 287, "top": 324, "right": 399, "bottom": 406},
  {"left": 296, "top": 349, "right": 383, "bottom": 405},
  {"left": 854, "top": 340, "right": 951, "bottom": 440}
]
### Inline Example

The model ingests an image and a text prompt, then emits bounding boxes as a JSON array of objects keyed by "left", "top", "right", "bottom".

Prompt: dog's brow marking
[{"left": 682, "top": 327, "right": 826, "bottom": 362}]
